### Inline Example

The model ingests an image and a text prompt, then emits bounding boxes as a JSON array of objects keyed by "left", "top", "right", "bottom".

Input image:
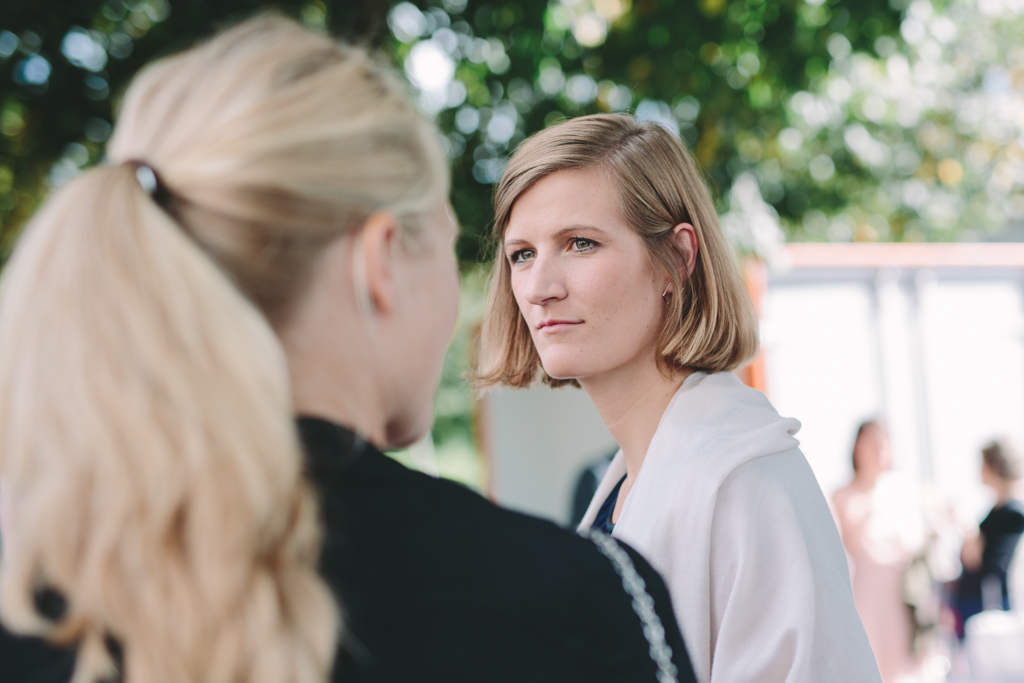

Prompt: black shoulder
[
  {"left": 0, "top": 624, "right": 76, "bottom": 683},
  {"left": 583, "top": 535, "right": 698, "bottom": 683},
  {"left": 301, "top": 418, "right": 696, "bottom": 682},
  {"left": 1005, "top": 500, "right": 1024, "bottom": 530}
]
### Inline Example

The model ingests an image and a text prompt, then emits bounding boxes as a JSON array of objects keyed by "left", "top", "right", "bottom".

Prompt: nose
[{"left": 520, "top": 252, "right": 568, "bottom": 306}]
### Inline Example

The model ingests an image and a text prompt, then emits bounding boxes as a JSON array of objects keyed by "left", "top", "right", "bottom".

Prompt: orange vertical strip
[{"left": 740, "top": 258, "right": 768, "bottom": 394}]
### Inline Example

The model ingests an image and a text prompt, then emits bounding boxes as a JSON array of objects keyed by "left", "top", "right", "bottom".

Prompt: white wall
[
  {"left": 763, "top": 267, "right": 1024, "bottom": 521},
  {"left": 760, "top": 279, "right": 881, "bottom": 496},
  {"left": 485, "top": 384, "right": 616, "bottom": 525}
]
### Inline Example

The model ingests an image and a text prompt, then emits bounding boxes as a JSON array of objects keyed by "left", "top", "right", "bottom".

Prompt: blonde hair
[
  {"left": 0, "top": 15, "right": 447, "bottom": 683},
  {"left": 982, "top": 440, "right": 1021, "bottom": 482},
  {"left": 475, "top": 113, "right": 758, "bottom": 388}
]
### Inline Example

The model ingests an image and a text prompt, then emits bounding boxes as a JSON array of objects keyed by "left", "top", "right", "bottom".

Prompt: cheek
[
  {"left": 440, "top": 260, "right": 458, "bottom": 320},
  {"left": 431, "top": 257, "right": 460, "bottom": 364},
  {"left": 403, "top": 257, "right": 455, "bottom": 359},
  {"left": 507, "top": 272, "right": 535, "bottom": 330},
  {"left": 579, "top": 260, "right": 661, "bottom": 329},
  {"left": 508, "top": 271, "right": 526, "bottom": 309},
  {"left": 0, "top": 483, "right": 13, "bottom": 545}
]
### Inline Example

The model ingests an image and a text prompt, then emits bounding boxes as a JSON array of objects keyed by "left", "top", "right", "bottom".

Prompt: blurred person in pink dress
[{"left": 833, "top": 421, "right": 924, "bottom": 683}]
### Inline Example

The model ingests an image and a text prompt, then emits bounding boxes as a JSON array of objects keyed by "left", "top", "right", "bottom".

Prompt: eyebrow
[{"left": 503, "top": 224, "right": 609, "bottom": 251}]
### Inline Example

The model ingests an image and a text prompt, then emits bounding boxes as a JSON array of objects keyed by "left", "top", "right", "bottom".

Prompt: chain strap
[{"left": 580, "top": 529, "right": 680, "bottom": 683}]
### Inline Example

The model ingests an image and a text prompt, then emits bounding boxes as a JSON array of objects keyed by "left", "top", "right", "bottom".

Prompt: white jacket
[{"left": 579, "top": 371, "right": 881, "bottom": 683}]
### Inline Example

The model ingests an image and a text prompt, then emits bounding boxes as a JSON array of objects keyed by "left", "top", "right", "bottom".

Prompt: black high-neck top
[{"left": 0, "top": 417, "right": 695, "bottom": 683}]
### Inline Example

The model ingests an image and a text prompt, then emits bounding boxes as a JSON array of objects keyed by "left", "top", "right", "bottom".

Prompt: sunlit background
[{"left": 4, "top": 0, "right": 1024, "bottom": 678}]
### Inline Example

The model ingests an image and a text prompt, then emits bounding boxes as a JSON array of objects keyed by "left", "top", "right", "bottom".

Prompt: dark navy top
[
  {"left": 593, "top": 475, "right": 627, "bottom": 534},
  {"left": 956, "top": 498, "right": 1024, "bottom": 626}
]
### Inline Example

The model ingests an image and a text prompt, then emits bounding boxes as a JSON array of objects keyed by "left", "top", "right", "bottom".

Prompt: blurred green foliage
[
  {"left": 393, "top": 0, "right": 904, "bottom": 262},
  {"left": 777, "top": 1, "right": 1024, "bottom": 243},
  {"left": 0, "top": 0, "right": 386, "bottom": 256},
  {"left": 0, "top": 0, "right": 905, "bottom": 265}
]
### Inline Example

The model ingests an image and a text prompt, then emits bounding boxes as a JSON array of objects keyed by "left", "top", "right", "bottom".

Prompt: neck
[
  {"left": 993, "top": 481, "right": 1014, "bottom": 506},
  {"left": 287, "top": 346, "right": 388, "bottom": 449},
  {"left": 579, "top": 359, "right": 689, "bottom": 481},
  {"left": 854, "top": 469, "right": 881, "bottom": 489},
  {"left": 278, "top": 272, "right": 391, "bottom": 449}
]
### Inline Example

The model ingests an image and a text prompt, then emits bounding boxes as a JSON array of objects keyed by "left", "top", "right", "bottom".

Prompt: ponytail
[
  {"left": 0, "top": 14, "right": 448, "bottom": 682},
  {"left": 0, "top": 163, "right": 336, "bottom": 681}
]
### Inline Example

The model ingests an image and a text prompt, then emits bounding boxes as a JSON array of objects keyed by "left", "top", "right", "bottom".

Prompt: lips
[{"left": 537, "top": 319, "right": 582, "bottom": 331}]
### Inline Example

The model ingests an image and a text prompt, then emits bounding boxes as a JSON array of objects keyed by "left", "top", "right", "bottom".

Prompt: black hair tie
[{"left": 123, "top": 159, "right": 171, "bottom": 207}]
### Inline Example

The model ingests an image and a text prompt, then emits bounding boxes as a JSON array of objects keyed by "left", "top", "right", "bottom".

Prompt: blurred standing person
[
  {"left": 833, "top": 421, "right": 925, "bottom": 682},
  {"left": 954, "top": 440, "right": 1024, "bottom": 633},
  {"left": 0, "top": 16, "right": 696, "bottom": 683}
]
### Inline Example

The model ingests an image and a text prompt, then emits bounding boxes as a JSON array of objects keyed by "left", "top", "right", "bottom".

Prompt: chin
[
  {"left": 385, "top": 413, "right": 433, "bottom": 450},
  {"left": 539, "top": 358, "right": 589, "bottom": 382}
]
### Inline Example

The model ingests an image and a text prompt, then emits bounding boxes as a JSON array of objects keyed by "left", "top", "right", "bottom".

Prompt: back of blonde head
[{"left": 0, "top": 15, "right": 447, "bottom": 683}]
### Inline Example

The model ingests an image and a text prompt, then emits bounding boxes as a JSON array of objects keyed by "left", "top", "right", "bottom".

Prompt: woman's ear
[
  {"left": 353, "top": 211, "right": 401, "bottom": 317},
  {"left": 671, "top": 223, "right": 699, "bottom": 277}
]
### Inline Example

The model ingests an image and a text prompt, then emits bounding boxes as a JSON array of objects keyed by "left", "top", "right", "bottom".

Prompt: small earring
[{"left": 662, "top": 284, "right": 672, "bottom": 298}]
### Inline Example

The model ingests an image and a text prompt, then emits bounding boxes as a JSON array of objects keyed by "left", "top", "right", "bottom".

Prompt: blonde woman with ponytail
[{"left": 0, "top": 15, "right": 696, "bottom": 683}]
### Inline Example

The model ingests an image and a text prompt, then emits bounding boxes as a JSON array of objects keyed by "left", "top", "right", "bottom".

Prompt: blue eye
[
  {"left": 510, "top": 248, "right": 536, "bottom": 264},
  {"left": 572, "top": 238, "right": 597, "bottom": 252}
]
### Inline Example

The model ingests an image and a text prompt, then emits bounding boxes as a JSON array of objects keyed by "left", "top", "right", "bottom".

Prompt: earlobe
[
  {"left": 356, "top": 211, "right": 401, "bottom": 317},
  {"left": 671, "top": 223, "right": 699, "bottom": 277}
]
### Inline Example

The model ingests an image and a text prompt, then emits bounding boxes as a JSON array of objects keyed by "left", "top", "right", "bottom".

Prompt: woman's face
[
  {"left": 0, "top": 480, "right": 10, "bottom": 548},
  {"left": 385, "top": 204, "right": 460, "bottom": 446},
  {"left": 503, "top": 168, "right": 668, "bottom": 384},
  {"left": 854, "top": 425, "right": 892, "bottom": 477},
  {"left": 981, "top": 459, "right": 1000, "bottom": 489}
]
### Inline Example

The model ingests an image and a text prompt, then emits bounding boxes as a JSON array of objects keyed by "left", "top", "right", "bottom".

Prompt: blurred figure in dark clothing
[
  {"left": 569, "top": 451, "right": 615, "bottom": 529},
  {"left": 954, "top": 440, "right": 1024, "bottom": 637}
]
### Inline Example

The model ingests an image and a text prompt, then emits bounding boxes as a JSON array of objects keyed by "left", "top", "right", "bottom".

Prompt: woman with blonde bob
[
  {"left": 0, "top": 16, "right": 698, "bottom": 683},
  {"left": 476, "top": 114, "right": 880, "bottom": 683}
]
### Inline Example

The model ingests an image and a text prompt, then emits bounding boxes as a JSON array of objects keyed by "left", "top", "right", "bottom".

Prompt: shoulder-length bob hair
[{"left": 475, "top": 113, "right": 758, "bottom": 388}]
